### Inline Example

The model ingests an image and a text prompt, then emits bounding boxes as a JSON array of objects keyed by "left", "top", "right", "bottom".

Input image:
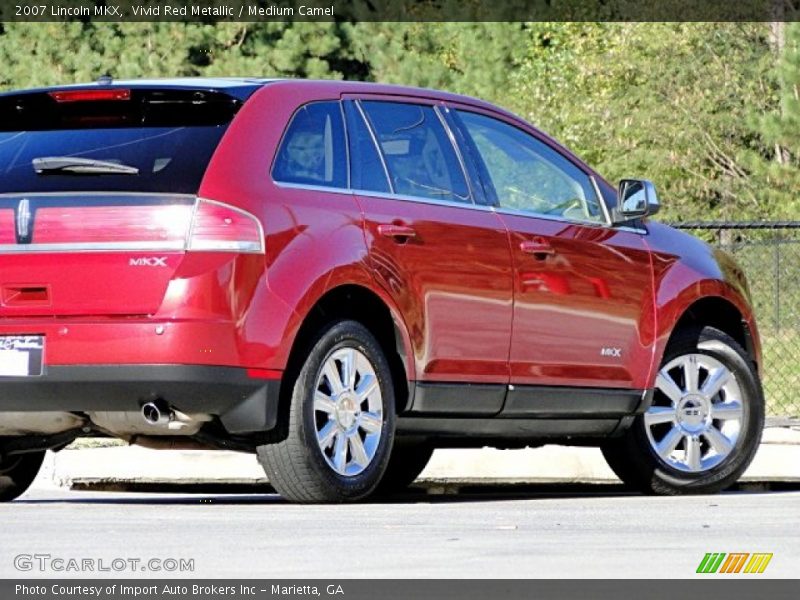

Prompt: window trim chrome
[
  {"left": 0, "top": 240, "right": 187, "bottom": 254},
  {"left": 433, "top": 104, "right": 476, "bottom": 205},
  {"left": 272, "top": 179, "right": 653, "bottom": 232},
  {"left": 590, "top": 175, "right": 613, "bottom": 227},
  {"left": 339, "top": 100, "right": 352, "bottom": 191},
  {"left": 267, "top": 102, "right": 650, "bottom": 235},
  {"left": 352, "top": 188, "right": 492, "bottom": 212}
]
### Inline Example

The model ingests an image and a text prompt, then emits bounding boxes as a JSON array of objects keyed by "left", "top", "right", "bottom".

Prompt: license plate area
[{"left": 0, "top": 335, "right": 44, "bottom": 377}]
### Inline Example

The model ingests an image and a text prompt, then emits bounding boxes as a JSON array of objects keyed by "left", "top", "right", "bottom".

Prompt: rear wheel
[
  {"left": 257, "top": 320, "right": 396, "bottom": 503},
  {"left": 602, "top": 326, "right": 763, "bottom": 495},
  {"left": 376, "top": 440, "right": 434, "bottom": 494},
  {"left": 0, "top": 450, "right": 45, "bottom": 502}
]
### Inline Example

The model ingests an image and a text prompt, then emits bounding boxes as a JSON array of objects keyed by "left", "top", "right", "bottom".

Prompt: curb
[{"left": 32, "top": 427, "right": 800, "bottom": 493}]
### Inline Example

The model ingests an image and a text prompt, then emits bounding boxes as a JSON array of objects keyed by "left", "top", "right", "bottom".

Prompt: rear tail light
[
  {"left": 26, "top": 198, "right": 263, "bottom": 254},
  {"left": 33, "top": 204, "right": 192, "bottom": 247},
  {"left": 187, "top": 199, "right": 264, "bottom": 254},
  {"left": 0, "top": 208, "right": 15, "bottom": 244}
]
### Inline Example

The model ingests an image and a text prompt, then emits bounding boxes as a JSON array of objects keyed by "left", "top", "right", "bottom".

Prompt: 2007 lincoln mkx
[{"left": 0, "top": 78, "right": 764, "bottom": 503}]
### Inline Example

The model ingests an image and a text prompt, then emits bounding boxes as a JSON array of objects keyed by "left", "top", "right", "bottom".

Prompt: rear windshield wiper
[{"left": 32, "top": 156, "right": 139, "bottom": 175}]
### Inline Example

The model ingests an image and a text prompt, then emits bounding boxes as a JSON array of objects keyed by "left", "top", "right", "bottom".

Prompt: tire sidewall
[
  {"left": 295, "top": 321, "right": 396, "bottom": 500},
  {"left": 0, "top": 451, "right": 45, "bottom": 502}
]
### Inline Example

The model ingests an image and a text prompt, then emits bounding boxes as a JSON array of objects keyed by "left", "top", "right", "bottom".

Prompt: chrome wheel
[
  {"left": 646, "top": 353, "right": 744, "bottom": 473},
  {"left": 313, "top": 347, "right": 383, "bottom": 477}
]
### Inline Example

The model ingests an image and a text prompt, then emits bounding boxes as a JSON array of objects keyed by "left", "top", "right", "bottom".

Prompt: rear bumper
[
  {"left": 0, "top": 365, "right": 281, "bottom": 434},
  {"left": 0, "top": 319, "right": 278, "bottom": 370}
]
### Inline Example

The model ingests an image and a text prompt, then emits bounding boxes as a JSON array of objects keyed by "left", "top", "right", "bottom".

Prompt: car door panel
[
  {"left": 449, "top": 106, "right": 657, "bottom": 391},
  {"left": 502, "top": 215, "right": 655, "bottom": 389},
  {"left": 345, "top": 97, "right": 514, "bottom": 393}
]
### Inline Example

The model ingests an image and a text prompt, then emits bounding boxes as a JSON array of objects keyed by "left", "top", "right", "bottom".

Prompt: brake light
[
  {"left": 33, "top": 204, "right": 192, "bottom": 246},
  {"left": 16, "top": 197, "right": 262, "bottom": 254},
  {"left": 49, "top": 89, "right": 131, "bottom": 103},
  {"left": 0, "top": 209, "right": 15, "bottom": 244},
  {"left": 187, "top": 199, "right": 264, "bottom": 254}
]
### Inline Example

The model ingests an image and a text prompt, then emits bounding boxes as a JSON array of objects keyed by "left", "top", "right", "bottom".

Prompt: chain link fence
[{"left": 672, "top": 222, "right": 800, "bottom": 425}]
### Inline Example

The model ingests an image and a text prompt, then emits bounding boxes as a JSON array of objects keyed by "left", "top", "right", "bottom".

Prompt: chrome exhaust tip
[{"left": 141, "top": 400, "right": 171, "bottom": 426}]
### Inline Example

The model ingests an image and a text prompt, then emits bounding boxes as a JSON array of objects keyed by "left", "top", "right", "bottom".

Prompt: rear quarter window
[{"left": 272, "top": 101, "right": 348, "bottom": 190}]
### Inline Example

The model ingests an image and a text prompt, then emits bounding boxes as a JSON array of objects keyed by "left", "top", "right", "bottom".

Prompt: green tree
[
  {"left": 0, "top": 20, "right": 791, "bottom": 223},
  {"left": 740, "top": 22, "right": 800, "bottom": 217},
  {"left": 510, "top": 23, "right": 777, "bottom": 221},
  {"left": 349, "top": 22, "right": 527, "bottom": 103}
]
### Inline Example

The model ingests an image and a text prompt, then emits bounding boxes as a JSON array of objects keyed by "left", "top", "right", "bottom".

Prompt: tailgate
[{"left": 0, "top": 193, "right": 193, "bottom": 316}]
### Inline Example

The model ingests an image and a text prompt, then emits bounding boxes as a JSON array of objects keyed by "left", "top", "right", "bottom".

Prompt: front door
[{"left": 452, "top": 107, "right": 655, "bottom": 392}]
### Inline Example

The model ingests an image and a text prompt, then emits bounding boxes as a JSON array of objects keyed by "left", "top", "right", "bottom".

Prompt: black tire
[
  {"left": 257, "top": 320, "right": 396, "bottom": 503},
  {"left": 602, "top": 326, "right": 764, "bottom": 495},
  {"left": 0, "top": 450, "right": 45, "bottom": 502},
  {"left": 375, "top": 440, "right": 434, "bottom": 494}
]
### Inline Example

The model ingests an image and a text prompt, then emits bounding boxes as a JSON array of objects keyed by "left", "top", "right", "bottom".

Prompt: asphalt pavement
[{"left": 1, "top": 485, "right": 798, "bottom": 579}]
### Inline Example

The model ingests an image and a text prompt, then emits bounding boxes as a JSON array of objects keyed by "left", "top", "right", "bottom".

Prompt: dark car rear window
[{"left": 0, "top": 88, "right": 242, "bottom": 194}]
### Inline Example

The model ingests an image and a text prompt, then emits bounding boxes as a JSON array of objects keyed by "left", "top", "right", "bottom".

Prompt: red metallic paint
[
  {"left": 643, "top": 222, "right": 761, "bottom": 380},
  {"left": 356, "top": 193, "right": 513, "bottom": 384},
  {"left": 501, "top": 216, "right": 656, "bottom": 389}
]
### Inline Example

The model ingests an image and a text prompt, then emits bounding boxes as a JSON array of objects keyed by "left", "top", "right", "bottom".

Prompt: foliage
[
  {"left": 740, "top": 23, "right": 800, "bottom": 219},
  {"left": 0, "top": 20, "right": 795, "bottom": 222},
  {"left": 509, "top": 23, "right": 780, "bottom": 221}
]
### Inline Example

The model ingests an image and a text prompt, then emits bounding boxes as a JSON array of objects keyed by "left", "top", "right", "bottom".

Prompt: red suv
[{"left": 0, "top": 79, "right": 763, "bottom": 503}]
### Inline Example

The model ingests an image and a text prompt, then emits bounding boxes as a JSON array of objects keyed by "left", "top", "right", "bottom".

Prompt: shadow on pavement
[{"left": 13, "top": 479, "right": 800, "bottom": 506}]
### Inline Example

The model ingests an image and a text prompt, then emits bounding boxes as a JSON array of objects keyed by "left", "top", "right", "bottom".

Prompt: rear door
[
  {"left": 344, "top": 97, "right": 513, "bottom": 413},
  {"left": 451, "top": 107, "right": 656, "bottom": 391},
  {"left": 0, "top": 87, "right": 242, "bottom": 316}
]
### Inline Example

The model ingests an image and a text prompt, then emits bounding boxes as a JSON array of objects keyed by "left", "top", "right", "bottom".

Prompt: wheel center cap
[
  {"left": 677, "top": 394, "right": 709, "bottom": 432},
  {"left": 335, "top": 394, "right": 358, "bottom": 429}
]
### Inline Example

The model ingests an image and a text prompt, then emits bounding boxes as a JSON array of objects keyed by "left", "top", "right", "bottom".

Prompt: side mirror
[{"left": 616, "top": 179, "right": 660, "bottom": 222}]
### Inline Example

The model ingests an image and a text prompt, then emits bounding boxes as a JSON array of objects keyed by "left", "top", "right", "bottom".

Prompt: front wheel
[
  {"left": 257, "top": 320, "right": 396, "bottom": 503},
  {"left": 602, "top": 326, "right": 764, "bottom": 495},
  {"left": 0, "top": 450, "right": 45, "bottom": 502}
]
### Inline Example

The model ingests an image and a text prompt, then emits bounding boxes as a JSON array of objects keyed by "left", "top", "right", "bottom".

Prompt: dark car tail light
[{"left": 187, "top": 199, "right": 264, "bottom": 254}]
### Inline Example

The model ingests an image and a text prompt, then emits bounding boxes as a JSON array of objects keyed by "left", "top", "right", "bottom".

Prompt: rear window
[{"left": 0, "top": 88, "right": 241, "bottom": 194}]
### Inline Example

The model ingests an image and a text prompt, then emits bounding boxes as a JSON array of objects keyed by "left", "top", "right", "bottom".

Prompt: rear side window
[
  {"left": 272, "top": 102, "right": 347, "bottom": 189},
  {"left": 0, "top": 88, "right": 242, "bottom": 194},
  {"left": 360, "top": 101, "right": 470, "bottom": 203},
  {"left": 344, "top": 102, "right": 391, "bottom": 194}
]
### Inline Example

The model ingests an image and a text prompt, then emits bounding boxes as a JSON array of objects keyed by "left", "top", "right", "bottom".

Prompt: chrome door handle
[
  {"left": 378, "top": 224, "right": 417, "bottom": 239},
  {"left": 520, "top": 239, "right": 555, "bottom": 259}
]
